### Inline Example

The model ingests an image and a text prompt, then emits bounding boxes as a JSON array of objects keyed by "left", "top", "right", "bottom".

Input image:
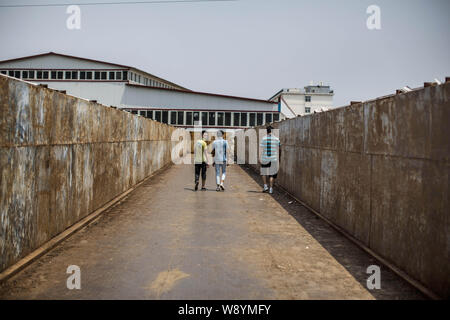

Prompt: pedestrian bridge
[
  {"left": 0, "top": 161, "right": 424, "bottom": 299},
  {"left": 0, "top": 75, "right": 448, "bottom": 299}
]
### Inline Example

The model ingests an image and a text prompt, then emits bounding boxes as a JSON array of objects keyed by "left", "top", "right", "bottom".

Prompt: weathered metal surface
[
  {"left": 0, "top": 75, "right": 183, "bottom": 272},
  {"left": 246, "top": 83, "right": 449, "bottom": 298}
]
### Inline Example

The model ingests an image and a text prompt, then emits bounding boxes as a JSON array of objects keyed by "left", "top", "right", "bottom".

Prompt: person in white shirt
[{"left": 211, "top": 130, "right": 229, "bottom": 192}]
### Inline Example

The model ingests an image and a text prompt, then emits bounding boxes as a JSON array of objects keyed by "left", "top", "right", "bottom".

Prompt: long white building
[
  {"left": 0, "top": 52, "right": 279, "bottom": 130},
  {"left": 270, "top": 84, "right": 334, "bottom": 118}
]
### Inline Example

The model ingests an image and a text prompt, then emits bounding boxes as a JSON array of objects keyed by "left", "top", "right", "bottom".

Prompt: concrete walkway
[{"left": 0, "top": 163, "right": 424, "bottom": 299}]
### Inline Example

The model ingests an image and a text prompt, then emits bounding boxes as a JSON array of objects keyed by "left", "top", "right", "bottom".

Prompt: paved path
[{"left": 0, "top": 163, "right": 424, "bottom": 299}]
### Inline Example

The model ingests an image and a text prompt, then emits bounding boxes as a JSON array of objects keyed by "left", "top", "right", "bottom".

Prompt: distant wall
[
  {"left": 246, "top": 82, "right": 449, "bottom": 298},
  {"left": 0, "top": 75, "right": 186, "bottom": 272}
]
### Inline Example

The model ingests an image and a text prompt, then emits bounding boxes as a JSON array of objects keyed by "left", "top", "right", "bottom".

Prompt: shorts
[
  {"left": 195, "top": 162, "right": 207, "bottom": 182},
  {"left": 260, "top": 160, "right": 279, "bottom": 178}
]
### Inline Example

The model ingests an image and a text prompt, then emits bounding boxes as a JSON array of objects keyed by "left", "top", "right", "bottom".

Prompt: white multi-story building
[
  {"left": 0, "top": 52, "right": 279, "bottom": 130},
  {"left": 269, "top": 83, "right": 334, "bottom": 119}
]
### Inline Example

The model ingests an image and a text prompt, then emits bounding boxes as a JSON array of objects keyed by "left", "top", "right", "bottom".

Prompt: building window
[
  {"left": 22, "top": 71, "right": 29, "bottom": 79},
  {"left": 80, "top": 71, "right": 86, "bottom": 80},
  {"left": 305, "top": 96, "right": 311, "bottom": 102},
  {"left": 225, "top": 112, "right": 231, "bottom": 126},
  {"left": 201, "top": 112, "right": 208, "bottom": 126},
  {"left": 155, "top": 110, "right": 161, "bottom": 122},
  {"left": 101, "top": 72, "right": 107, "bottom": 80},
  {"left": 217, "top": 112, "right": 224, "bottom": 126},
  {"left": 50, "top": 71, "right": 56, "bottom": 79},
  {"left": 273, "top": 113, "right": 280, "bottom": 122},
  {"left": 257, "top": 113, "right": 263, "bottom": 126},
  {"left": 57, "top": 71, "right": 63, "bottom": 80},
  {"left": 249, "top": 113, "right": 256, "bottom": 127},
  {"left": 146, "top": 110, "right": 153, "bottom": 119},
  {"left": 305, "top": 107, "right": 311, "bottom": 113},
  {"left": 139, "top": 110, "right": 146, "bottom": 117},
  {"left": 177, "top": 111, "right": 184, "bottom": 125},
  {"left": 186, "top": 112, "right": 193, "bottom": 125},
  {"left": 94, "top": 71, "right": 100, "bottom": 80},
  {"left": 131, "top": 110, "right": 138, "bottom": 115},
  {"left": 209, "top": 112, "right": 216, "bottom": 126},
  {"left": 233, "top": 113, "right": 240, "bottom": 126},
  {"left": 43, "top": 71, "right": 49, "bottom": 79},
  {"left": 86, "top": 71, "right": 92, "bottom": 80},
  {"left": 193, "top": 112, "right": 200, "bottom": 124},
  {"left": 116, "top": 71, "right": 122, "bottom": 80},
  {"left": 37, "top": 71, "right": 43, "bottom": 79},
  {"left": 240, "top": 112, "right": 247, "bottom": 127},
  {"left": 0, "top": 70, "right": 6, "bottom": 75},
  {"left": 162, "top": 111, "right": 169, "bottom": 124},
  {"left": 71, "top": 71, "right": 78, "bottom": 80},
  {"left": 170, "top": 111, "right": 177, "bottom": 125},
  {"left": 29, "top": 71, "right": 35, "bottom": 79},
  {"left": 138, "top": 75, "right": 141, "bottom": 83},
  {"left": 65, "top": 71, "right": 72, "bottom": 80},
  {"left": 122, "top": 71, "right": 128, "bottom": 80},
  {"left": 266, "top": 113, "right": 272, "bottom": 124},
  {"left": 14, "top": 71, "right": 21, "bottom": 78},
  {"left": 109, "top": 72, "right": 115, "bottom": 80}
]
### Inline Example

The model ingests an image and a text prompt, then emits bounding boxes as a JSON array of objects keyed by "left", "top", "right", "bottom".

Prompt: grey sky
[{"left": 0, "top": 0, "right": 449, "bottom": 107}]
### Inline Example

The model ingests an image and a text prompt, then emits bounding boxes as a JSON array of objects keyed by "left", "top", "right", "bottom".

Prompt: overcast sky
[{"left": 0, "top": 0, "right": 449, "bottom": 107}]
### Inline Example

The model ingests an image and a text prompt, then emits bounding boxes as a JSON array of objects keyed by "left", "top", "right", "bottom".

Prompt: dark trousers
[{"left": 195, "top": 162, "right": 207, "bottom": 183}]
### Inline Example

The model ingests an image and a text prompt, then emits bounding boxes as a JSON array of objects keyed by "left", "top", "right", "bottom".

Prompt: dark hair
[
  {"left": 202, "top": 130, "right": 207, "bottom": 136},
  {"left": 217, "top": 130, "right": 224, "bottom": 137},
  {"left": 266, "top": 125, "right": 273, "bottom": 133}
]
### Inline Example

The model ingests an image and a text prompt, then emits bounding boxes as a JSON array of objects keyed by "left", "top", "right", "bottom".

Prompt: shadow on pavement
[{"left": 240, "top": 165, "right": 426, "bottom": 300}]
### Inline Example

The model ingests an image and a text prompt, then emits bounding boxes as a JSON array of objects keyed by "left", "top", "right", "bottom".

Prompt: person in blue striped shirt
[{"left": 260, "top": 125, "right": 281, "bottom": 194}]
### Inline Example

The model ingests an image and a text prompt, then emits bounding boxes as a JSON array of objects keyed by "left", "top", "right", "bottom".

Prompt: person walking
[
  {"left": 211, "top": 130, "right": 229, "bottom": 192},
  {"left": 194, "top": 130, "right": 209, "bottom": 191},
  {"left": 260, "top": 125, "right": 281, "bottom": 194}
]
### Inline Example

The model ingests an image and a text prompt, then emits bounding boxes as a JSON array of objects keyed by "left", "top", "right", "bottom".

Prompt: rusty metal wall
[
  {"left": 246, "top": 83, "right": 449, "bottom": 298},
  {"left": 0, "top": 75, "right": 182, "bottom": 273}
]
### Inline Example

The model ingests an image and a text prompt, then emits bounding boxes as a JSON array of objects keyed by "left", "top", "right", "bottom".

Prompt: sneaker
[
  {"left": 195, "top": 182, "right": 199, "bottom": 191},
  {"left": 269, "top": 187, "right": 273, "bottom": 194},
  {"left": 216, "top": 186, "right": 221, "bottom": 192},
  {"left": 220, "top": 184, "right": 225, "bottom": 191},
  {"left": 263, "top": 186, "right": 269, "bottom": 193},
  {"left": 201, "top": 187, "right": 206, "bottom": 191}
]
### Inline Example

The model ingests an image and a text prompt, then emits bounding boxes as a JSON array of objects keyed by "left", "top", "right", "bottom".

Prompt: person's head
[
  {"left": 202, "top": 130, "right": 208, "bottom": 140},
  {"left": 217, "top": 130, "right": 223, "bottom": 138},
  {"left": 266, "top": 125, "right": 273, "bottom": 134}
]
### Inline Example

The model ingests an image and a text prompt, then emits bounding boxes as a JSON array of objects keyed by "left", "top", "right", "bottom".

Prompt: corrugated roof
[{"left": 0, "top": 51, "right": 188, "bottom": 90}]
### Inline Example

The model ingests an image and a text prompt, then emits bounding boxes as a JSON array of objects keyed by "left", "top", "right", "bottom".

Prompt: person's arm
[
  {"left": 278, "top": 141, "right": 282, "bottom": 160},
  {"left": 226, "top": 141, "right": 230, "bottom": 165},
  {"left": 203, "top": 142, "right": 209, "bottom": 166}
]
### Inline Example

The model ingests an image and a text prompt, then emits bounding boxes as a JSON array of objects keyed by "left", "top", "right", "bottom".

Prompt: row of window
[
  {"left": 0, "top": 69, "right": 129, "bottom": 81},
  {"left": 0, "top": 69, "right": 175, "bottom": 89},
  {"left": 128, "top": 72, "right": 173, "bottom": 89},
  {"left": 125, "top": 110, "right": 280, "bottom": 127}
]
